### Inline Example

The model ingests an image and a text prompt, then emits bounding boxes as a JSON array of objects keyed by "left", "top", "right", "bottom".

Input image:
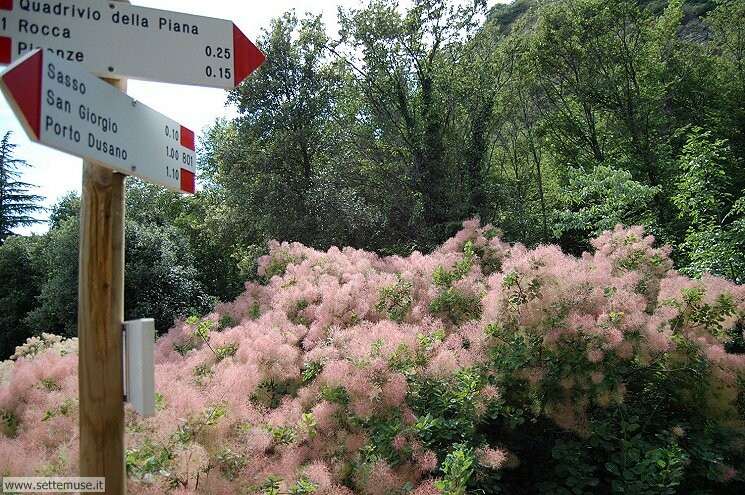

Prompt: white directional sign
[
  {"left": 0, "top": 0, "right": 265, "bottom": 88},
  {"left": 0, "top": 48, "right": 196, "bottom": 193}
]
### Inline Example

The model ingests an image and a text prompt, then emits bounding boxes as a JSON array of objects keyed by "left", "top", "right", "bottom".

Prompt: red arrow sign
[
  {"left": 1, "top": 49, "right": 197, "bottom": 193},
  {"left": 0, "top": 1, "right": 265, "bottom": 89},
  {"left": 2, "top": 46, "right": 41, "bottom": 139},
  {"left": 233, "top": 24, "right": 265, "bottom": 88}
]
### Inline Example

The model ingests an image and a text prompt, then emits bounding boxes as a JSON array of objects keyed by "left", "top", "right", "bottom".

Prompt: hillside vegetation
[
  {"left": 0, "top": 0, "right": 744, "bottom": 492},
  {"left": 1, "top": 0, "right": 744, "bottom": 359}
]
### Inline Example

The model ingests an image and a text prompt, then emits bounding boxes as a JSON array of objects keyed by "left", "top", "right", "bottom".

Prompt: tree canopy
[{"left": 0, "top": 132, "right": 43, "bottom": 243}]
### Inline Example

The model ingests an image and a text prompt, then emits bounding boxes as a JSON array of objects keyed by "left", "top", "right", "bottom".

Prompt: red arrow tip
[
  {"left": 180, "top": 169, "right": 195, "bottom": 194},
  {"left": 233, "top": 24, "right": 265, "bottom": 87},
  {"left": 180, "top": 126, "right": 195, "bottom": 151},
  {"left": 2, "top": 50, "right": 43, "bottom": 139},
  {"left": 0, "top": 36, "right": 12, "bottom": 64}
]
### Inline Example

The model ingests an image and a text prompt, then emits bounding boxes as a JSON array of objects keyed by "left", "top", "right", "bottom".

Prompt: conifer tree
[{"left": 0, "top": 131, "right": 43, "bottom": 243}]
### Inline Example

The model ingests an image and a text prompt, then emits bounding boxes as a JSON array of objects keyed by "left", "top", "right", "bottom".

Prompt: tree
[
  {"left": 672, "top": 128, "right": 745, "bottom": 282},
  {"left": 25, "top": 190, "right": 217, "bottom": 337},
  {"left": 48, "top": 191, "right": 80, "bottom": 230},
  {"left": 554, "top": 165, "right": 660, "bottom": 252},
  {"left": 217, "top": 12, "right": 339, "bottom": 248},
  {"left": 705, "top": 0, "right": 745, "bottom": 191},
  {"left": 0, "top": 132, "right": 43, "bottom": 242},
  {"left": 0, "top": 235, "right": 42, "bottom": 358},
  {"left": 125, "top": 179, "right": 245, "bottom": 302},
  {"left": 529, "top": 0, "right": 688, "bottom": 235},
  {"left": 24, "top": 215, "right": 80, "bottom": 337},
  {"left": 334, "top": 0, "right": 489, "bottom": 246},
  {"left": 486, "top": 30, "right": 557, "bottom": 245}
]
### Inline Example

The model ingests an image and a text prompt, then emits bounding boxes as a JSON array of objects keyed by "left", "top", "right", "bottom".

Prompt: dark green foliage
[
  {"left": 123, "top": 221, "right": 215, "bottom": 331},
  {"left": 216, "top": 448, "right": 246, "bottom": 481},
  {"left": 429, "top": 289, "right": 483, "bottom": 325},
  {"left": 125, "top": 180, "right": 245, "bottom": 303},
  {"left": 125, "top": 439, "right": 174, "bottom": 479},
  {"left": 302, "top": 360, "right": 324, "bottom": 383},
  {"left": 672, "top": 128, "right": 745, "bottom": 282},
  {"left": 0, "top": 235, "right": 42, "bottom": 358},
  {"left": 0, "top": 410, "right": 19, "bottom": 438},
  {"left": 437, "top": 444, "right": 476, "bottom": 495},
  {"left": 24, "top": 216, "right": 80, "bottom": 338},
  {"left": 24, "top": 212, "right": 214, "bottom": 338},
  {"left": 0, "top": 132, "right": 43, "bottom": 243},
  {"left": 407, "top": 331, "right": 745, "bottom": 494},
  {"left": 377, "top": 278, "right": 413, "bottom": 322},
  {"left": 218, "top": 314, "right": 237, "bottom": 331},
  {"left": 429, "top": 242, "right": 483, "bottom": 324},
  {"left": 0, "top": 186, "right": 219, "bottom": 357},
  {"left": 555, "top": 166, "right": 660, "bottom": 248},
  {"left": 288, "top": 300, "right": 310, "bottom": 326},
  {"left": 214, "top": 343, "right": 238, "bottom": 362},
  {"left": 47, "top": 192, "right": 79, "bottom": 230},
  {"left": 412, "top": 372, "right": 483, "bottom": 449}
]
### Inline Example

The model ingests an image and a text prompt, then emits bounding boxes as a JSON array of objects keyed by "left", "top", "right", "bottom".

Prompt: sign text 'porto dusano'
[
  {"left": 0, "top": 0, "right": 265, "bottom": 88},
  {"left": 0, "top": 48, "right": 197, "bottom": 193}
]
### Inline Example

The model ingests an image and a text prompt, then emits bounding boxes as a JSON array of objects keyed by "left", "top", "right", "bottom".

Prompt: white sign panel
[
  {"left": 0, "top": 0, "right": 265, "bottom": 88},
  {"left": 0, "top": 48, "right": 196, "bottom": 193}
]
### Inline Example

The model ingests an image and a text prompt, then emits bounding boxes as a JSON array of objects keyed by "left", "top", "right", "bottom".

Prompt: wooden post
[
  {"left": 78, "top": 151, "right": 126, "bottom": 494},
  {"left": 78, "top": 0, "right": 128, "bottom": 485}
]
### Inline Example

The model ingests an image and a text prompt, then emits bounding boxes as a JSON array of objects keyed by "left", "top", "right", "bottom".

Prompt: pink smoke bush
[{"left": 0, "top": 221, "right": 744, "bottom": 493}]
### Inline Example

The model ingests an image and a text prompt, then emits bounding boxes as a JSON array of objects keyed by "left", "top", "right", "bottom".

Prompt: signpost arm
[{"left": 78, "top": 1, "right": 129, "bottom": 491}]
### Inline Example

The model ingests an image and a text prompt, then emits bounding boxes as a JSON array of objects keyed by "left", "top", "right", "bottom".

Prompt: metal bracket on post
[
  {"left": 122, "top": 324, "right": 127, "bottom": 403},
  {"left": 123, "top": 319, "right": 156, "bottom": 417}
]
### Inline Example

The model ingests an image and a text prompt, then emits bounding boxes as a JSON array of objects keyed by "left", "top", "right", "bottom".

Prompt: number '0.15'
[{"left": 205, "top": 66, "right": 232, "bottom": 80}]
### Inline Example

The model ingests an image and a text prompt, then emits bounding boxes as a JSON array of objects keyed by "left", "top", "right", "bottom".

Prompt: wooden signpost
[
  {"left": 0, "top": 1, "right": 266, "bottom": 493},
  {"left": 0, "top": 0, "right": 265, "bottom": 88}
]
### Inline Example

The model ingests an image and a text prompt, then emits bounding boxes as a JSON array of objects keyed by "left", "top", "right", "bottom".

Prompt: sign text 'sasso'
[
  {"left": 0, "top": 0, "right": 265, "bottom": 88},
  {"left": 0, "top": 48, "right": 196, "bottom": 193}
]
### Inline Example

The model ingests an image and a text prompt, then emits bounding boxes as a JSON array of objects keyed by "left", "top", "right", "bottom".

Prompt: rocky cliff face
[{"left": 487, "top": 0, "right": 717, "bottom": 41}]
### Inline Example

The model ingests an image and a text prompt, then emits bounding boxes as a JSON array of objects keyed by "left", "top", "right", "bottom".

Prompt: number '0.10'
[{"left": 164, "top": 125, "right": 179, "bottom": 141}]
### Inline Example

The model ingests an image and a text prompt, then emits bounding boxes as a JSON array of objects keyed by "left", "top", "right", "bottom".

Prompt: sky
[{"left": 1, "top": 0, "right": 501, "bottom": 234}]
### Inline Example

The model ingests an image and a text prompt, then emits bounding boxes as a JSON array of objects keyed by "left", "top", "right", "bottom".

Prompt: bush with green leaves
[
  {"left": 672, "top": 128, "right": 745, "bottom": 283},
  {"left": 554, "top": 165, "right": 660, "bottom": 249}
]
